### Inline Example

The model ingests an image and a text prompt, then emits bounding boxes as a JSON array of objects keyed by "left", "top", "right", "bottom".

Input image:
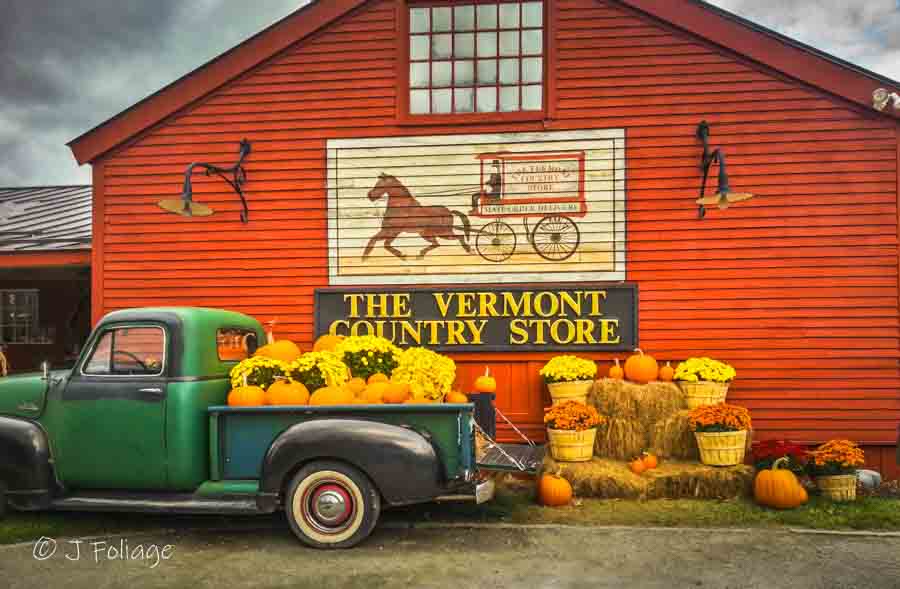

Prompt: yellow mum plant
[
  {"left": 540, "top": 355, "right": 597, "bottom": 384},
  {"left": 229, "top": 356, "right": 290, "bottom": 390},
  {"left": 674, "top": 357, "right": 736, "bottom": 383},
  {"left": 391, "top": 347, "right": 456, "bottom": 401},
  {"left": 334, "top": 335, "right": 400, "bottom": 381},
  {"left": 288, "top": 351, "right": 350, "bottom": 392}
]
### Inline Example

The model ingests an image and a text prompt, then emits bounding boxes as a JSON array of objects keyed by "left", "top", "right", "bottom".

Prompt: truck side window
[
  {"left": 83, "top": 326, "right": 165, "bottom": 376},
  {"left": 217, "top": 328, "right": 257, "bottom": 361}
]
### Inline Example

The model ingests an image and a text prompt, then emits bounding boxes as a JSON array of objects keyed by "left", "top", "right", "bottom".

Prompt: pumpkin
[
  {"left": 313, "top": 333, "right": 344, "bottom": 352},
  {"left": 228, "top": 385, "right": 266, "bottom": 407},
  {"left": 309, "top": 386, "right": 355, "bottom": 406},
  {"left": 629, "top": 457, "right": 647, "bottom": 475},
  {"left": 642, "top": 452, "right": 659, "bottom": 470},
  {"left": 383, "top": 381, "right": 411, "bottom": 404},
  {"left": 265, "top": 380, "right": 310, "bottom": 406},
  {"left": 474, "top": 367, "right": 496, "bottom": 393},
  {"left": 538, "top": 472, "right": 573, "bottom": 507},
  {"left": 253, "top": 319, "right": 302, "bottom": 363},
  {"left": 624, "top": 349, "right": 659, "bottom": 384},
  {"left": 754, "top": 457, "right": 808, "bottom": 509},
  {"left": 608, "top": 358, "right": 624, "bottom": 380},
  {"left": 367, "top": 372, "right": 389, "bottom": 385},
  {"left": 446, "top": 391, "right": 469, "bottom": 404},
  {"left": 363, "top": 382, "right": 389, "bottom": 403},
  {"left": 346, "top": 377, "right": 367, "bottom": 395},
  {"left": 658, "top": 362, "right": 675, "bottom": 382}
]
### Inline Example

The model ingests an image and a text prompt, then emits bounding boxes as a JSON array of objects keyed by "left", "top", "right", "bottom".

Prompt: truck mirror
[
  {"left": 41, "top": 361, "right": 50, "bottom": 380},
  {"left": 245, "top": 333, "right": 258, "bottom": 355}
]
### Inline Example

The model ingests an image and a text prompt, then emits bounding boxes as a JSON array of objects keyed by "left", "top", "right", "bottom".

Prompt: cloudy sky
[{"left": 1, "top": 0, "right": 898, "bottom": 188}]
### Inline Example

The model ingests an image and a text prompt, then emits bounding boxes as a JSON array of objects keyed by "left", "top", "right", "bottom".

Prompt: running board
[{"left": 49, "top": 492, "right": 261, "bottom": 515}]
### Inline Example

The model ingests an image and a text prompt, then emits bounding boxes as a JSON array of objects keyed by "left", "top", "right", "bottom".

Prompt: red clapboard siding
[{"left": 91, "top": 0, "right": 899, "bottom": 457}]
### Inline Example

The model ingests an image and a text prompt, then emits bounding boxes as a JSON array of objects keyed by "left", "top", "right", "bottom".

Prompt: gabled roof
[
  {"left": 68, "top": 0, "right": 900, "bottom": 166},
  {"left": 0, "top": 186, "right": 92, "bottom": 251}
]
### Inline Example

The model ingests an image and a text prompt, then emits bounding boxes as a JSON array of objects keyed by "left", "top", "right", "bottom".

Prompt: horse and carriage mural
[{"left": 327, "top": 130, "right": 625, "bottom": 285}]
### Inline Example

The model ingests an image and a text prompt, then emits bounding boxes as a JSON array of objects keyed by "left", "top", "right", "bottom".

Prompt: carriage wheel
[
  {"left": 476, "top": 221, "right": 517, "bottom": 263},
  {"left": 532, "top": 216, "right": 580, "bottom": 261}
]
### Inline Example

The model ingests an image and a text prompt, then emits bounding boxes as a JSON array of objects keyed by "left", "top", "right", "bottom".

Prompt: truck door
[{"left": 56, "top": 324, "right": 168, "bottom": 489}]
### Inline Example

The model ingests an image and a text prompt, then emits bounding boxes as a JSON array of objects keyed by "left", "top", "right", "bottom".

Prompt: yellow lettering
[
  {"left": 350, "top": 321, "right": 374, "bottom": 337},
  {"left": 550, "top": 319, "right": 575, "bottom": 344},
  {"left": 458, "top": 293, "right": 477, "bottom": 318},
  {"left": 374, "top": 321, "right": 386, "bottom": 338},
  {"left": 399, "top": 321, "right": 421, "bottom": 346},
  {"left": 393, "top": 294, "right": 412, "bottom": 318},
  {"left": 365, "top": 294, "right": 389, "bottom": 317},
  {"left": 422, "top": 320, "right": 441, "bottom": 345},
  {"left": 502, "top": 292, "right": 532, "bottom": 317},
  {"left": 478, "top": 292, "right": 499, "bottom": 317},
  {"left": 329, "top": 320, "right": 350, "bottom": 336},
  {"left": 509, "top": 319, "right": 529, "bottom": 344},
  {"left": 600, "top": 319, "right": 620, "bottom": 344},
  {"left": 465, "top": 319, "right": 487, "bottom": 344},
  {"left": 585, "top": 291, "right": 607, "bottom": 316},
  {"left": 534, "top": 292, "right": 559, "bottom": 318},
  {"left": 559, "top": 292, "right": 581, "bottom": 317},
  {"left": 575, "top": 319, "right": 596, "bottom": 344},
  {"left": 446, "top": 320, "right": 467, "bottom": 345},
  {"left": 434, "top": 293, "right": 453, "bottom": 318},
  {"left": 343, "top": 294, "right": 364, "bottom": 318},
  {"left": 529, "top": 319, "right": 548, "bottom": 344}
]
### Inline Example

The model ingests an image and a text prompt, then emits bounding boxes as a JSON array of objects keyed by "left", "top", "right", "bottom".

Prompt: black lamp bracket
[
  {"left": 183, "top": 138, "right": 252, "bottom": 223},
  {"left": 696, "top": 121, "right": 730, "bottom": 219}
]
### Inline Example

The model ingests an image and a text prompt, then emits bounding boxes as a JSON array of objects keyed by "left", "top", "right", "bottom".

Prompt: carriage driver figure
[{"left": 471, "top": 159, "right": 502, "bottom": 214}]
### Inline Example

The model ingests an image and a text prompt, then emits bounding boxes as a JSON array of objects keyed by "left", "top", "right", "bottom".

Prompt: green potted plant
[
  {"left": 809, "top": 439, "right": 865, "bottom": 501},
  {"left": 688, "top": 402, "right": 752, "bottom": 466},
  {"left": 539, "top": 355, "right": 597, "bottom": 405},
  {"left": 673, "top": 357, "right": 736, "bottom": 409},
  {"left": 544, "top": 400, "right": 604, "bottom": 462}
]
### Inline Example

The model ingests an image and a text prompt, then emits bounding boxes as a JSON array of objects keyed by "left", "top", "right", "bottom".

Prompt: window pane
[
  {"left": 432, "top": 88, "right": 452, "bottom": 113},
  {"left": 477, "top": 4, "right": 498, "bottom": 29},
  {"left": 477, "top": 87, "right": 497, "bottom": 112},
  {"left": 455, "top": 60, "right": 475, "bottom": 86},
  {"left": 84, "top": 331, "right": 113, "bottom": 375},
  {"left": 410, "top": 62, "right": 429, "bottom": 88},
  {"left": 477, "top": 32, "right": 497, "bottom": 57},
  {"left": 454, "top": 33, "right": 474, "bottom": 58},
  {"left": 499, "top": 3, "right": 520, "bottom": 28},
  {"left": 499, "top": 58, "right": 519, "bottom": 84},
  {"left": 454, "top": 5, "right": 475, "bottom": 31},
  {"left": 411, "top": 89, "right": 430, "bottom": 114},
  {"left": 432, "top": 6, "right": 451, "bottom": 32},
  {"left": 522, "top": 84, "right": 543, "bottom": 110},
  {"left": 522, "top": 2, "right": 543, "bottom": 28},
  {"left": 522, "top": 30, "right": 543, "bottom": 55},
  {"left": 499, "top": 31, "right": 519, "bottom": 56},
  {"left": 432, "top": 34, "right": 452, "bottom": 59},
  {"left": 522, "top": 57, "right": 542, "bottom": 83},
  {"left": 500, "top": 86, "right": 520, "bottom": 111},
  {"left": 432, "top": 61, "right": 452, "bottom": 87},
  {"left": 410, "top": 7, "right": 430, "bottom": 33},
  {"left": 112, "top": 327, "right": 165, "bottom": 375},
  {"left": 218, "top": 328, "right": 257, "bottom": 362},
  {"left": 455, "top": 88, "right": 475, "bottom": 112},
  {"left": 477, "top": 59, "right": 497, "bottom": 85},
  {"left": 410, "top": 35, "right": 430, "bottom": 61}
]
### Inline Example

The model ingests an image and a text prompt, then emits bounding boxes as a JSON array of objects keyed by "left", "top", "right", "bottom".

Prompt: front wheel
[
  {"left": 285, "top": 461, "right": 381, "bottom": 549},
  {"left": 0, "top": 482, "right": 7, "bottom": 519}
]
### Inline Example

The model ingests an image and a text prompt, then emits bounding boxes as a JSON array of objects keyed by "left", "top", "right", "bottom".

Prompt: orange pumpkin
[
  {"left": 642, "top": 452, "right": 659, "bottom": 470},
  {"left": 228, "top": 385, "right": 266, "bottom": 407},
  {"left": 629, "top": 457, "right": 647, "bottom": 475},
  {"left": 254, "top": 319, "right": 302, "bottom": 362},
  {"left": 754, "top": 457, "right": 808, "bottom": 509},
  {"left": 367, "top": 372, "right": 389, "bottom": 385},
  {"left": 265, "top": 380, "right": 310, "bottom": 406},
  {"left": 363, "top": 382, "right": 389, "bottom": 403},
  {"left": 658, "top": 362, "right": 675, "bottom": 382},
  {"left": 309, "top": 386, "right": 354, "bottom": 406},
  {"left": 538, "top": 473, "right": 573, "bottom": 507},
  {"left": 346, "top": 377, "right": 367, "bottom": 395},
  {"left": 608, "top": 358, "right": 624, "bottom": 380},
  {"left": 624, "top": 349, "right": 659, "bottom": 384},
  {"left": 445, "top": 391, "right": 469, "bottom": 404},
  {"left": 383, "top": 381, "right": 411, "bottom": 404},
  {"left": 474, "top": 367, "right": 496, "bottom": 393},
  {"left": 312, "top": 333, "right": 345, "bottom": 352}
]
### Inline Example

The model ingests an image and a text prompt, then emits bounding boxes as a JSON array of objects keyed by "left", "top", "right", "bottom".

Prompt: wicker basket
[
  {"left": 817, "top": 474, "right": 858, "bottom": 502},
  {"left": 694, "top": 430, "right": 747, "bottom": 466},
  {"left": 547, "top": 427, "right": 597, "bottom": 462},
  {"left": 547, "top": 380, "right": 594, "bottom": 406},
  {"left": 679, "top": 381, "right": 730, "bottom": 409}
]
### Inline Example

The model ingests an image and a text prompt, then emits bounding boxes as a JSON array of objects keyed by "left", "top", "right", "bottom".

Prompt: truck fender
[
  {"left": 0, "top": 416, "right": 53, "bottom": 509},
  {"left": 257, "top": 419, "right": 443, "bottom": 511}
]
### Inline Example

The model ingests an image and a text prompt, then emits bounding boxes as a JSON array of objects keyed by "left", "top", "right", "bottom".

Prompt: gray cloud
[{"left": 0, "top": 0, "right": 896, "bottom": 187}]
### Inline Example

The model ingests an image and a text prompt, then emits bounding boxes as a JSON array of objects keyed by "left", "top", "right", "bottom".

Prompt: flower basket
[
  {"left": 679, "top": 380, "right": 730, "bottom": 409},
  {"left": 694, "top": 430, "right": 747, "bottom": 466},
  {"left": 547, "top": 427, "right": 597, "bottom": 462},
  {"left": 547, "top": 379, "right": 594, "bottom": 405},
  {"left": 817, "top": 474, "right": 857, "bottom": 502}
]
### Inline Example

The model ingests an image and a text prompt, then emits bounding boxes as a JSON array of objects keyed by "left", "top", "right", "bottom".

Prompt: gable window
[{"left": 407, "top": 1, "right": 545, "bottom": 116}]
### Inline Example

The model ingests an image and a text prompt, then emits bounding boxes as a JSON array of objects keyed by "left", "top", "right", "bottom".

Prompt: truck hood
[{"left": 0, "top": 370, "right": 67, "bottom": 418}]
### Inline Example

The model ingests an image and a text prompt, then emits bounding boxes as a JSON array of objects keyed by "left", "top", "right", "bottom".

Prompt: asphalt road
[{"left": 3, "top": 524, "right": 900, "bottom": 589}]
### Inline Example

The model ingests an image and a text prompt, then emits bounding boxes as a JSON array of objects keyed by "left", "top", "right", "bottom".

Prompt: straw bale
[
  {"left": 649, "top": 410, "right": 699, "bottom": 460},
  {"left": 544, "top": 456, "right": 645, "bottom": 499},
  {"left": 594, "top": 417, "right": 647, "bottom": 461},
  {"left": 590, "top": 378, "right": 685, "bottom": 424}
]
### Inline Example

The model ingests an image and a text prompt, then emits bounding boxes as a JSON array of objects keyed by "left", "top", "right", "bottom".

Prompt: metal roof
[{"left": 0, "top": 185, "right": 92, "bottom": 252}]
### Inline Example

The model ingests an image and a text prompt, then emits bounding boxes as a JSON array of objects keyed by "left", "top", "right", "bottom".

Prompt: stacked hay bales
[{"left": 590, "top": 378, "right": 698, "bottom": 461}]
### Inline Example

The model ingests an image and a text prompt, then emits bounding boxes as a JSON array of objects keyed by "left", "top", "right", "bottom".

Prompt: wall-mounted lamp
[
  {"left": 157, "top": 139, "right": 252, "bottom": 223},
  {"left": 873, "top": 88, "right": 900, "bottom": 112},
  {"left": 695, "top": 121, "right": 753, "bottom": 218}
]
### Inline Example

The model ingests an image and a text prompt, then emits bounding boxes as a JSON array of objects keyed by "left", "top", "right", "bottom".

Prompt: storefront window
[
  {"left": 408, "top": 1, "right": 545, "bottom": 115},
  {"left": 0, "top": 290, "right": 39, "bottom": 344}
]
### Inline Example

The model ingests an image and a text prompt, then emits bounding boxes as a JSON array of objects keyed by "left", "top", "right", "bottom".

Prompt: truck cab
[{"left": 0, "top": 307, "right": 496, "bottom": 549}]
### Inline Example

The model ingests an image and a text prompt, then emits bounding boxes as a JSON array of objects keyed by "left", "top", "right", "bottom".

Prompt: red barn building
[{"left": 68, "top": 0, "right": 900, "bottom": 478}]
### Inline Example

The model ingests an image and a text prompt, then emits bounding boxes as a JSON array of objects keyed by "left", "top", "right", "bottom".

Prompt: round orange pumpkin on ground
[
  {"left": 538, "top": 473, "right": 573, "bottom": 507},
  {"left": 608, "top": 358, "right": 624, "bottom": 380},
  {"left": 309, "top": 386, "right": 354, "bottom": 406},
  {"left": 265, "top": 380, "right": 310, "bottom": 406},
  {"left": 754, "top": 457, "right": 808, "bottom": 509},
  {"left": 312, "top": 334, "right": 344, "bottom": 352},
  {"left": 228, "top": 385, "right": 266, "bottom": 407},
  {"left": 624, "top": 349, "right": 659, "bottom": 384},
  {"left": 474, "top": 367, "right": 496, "bottom": 393}
]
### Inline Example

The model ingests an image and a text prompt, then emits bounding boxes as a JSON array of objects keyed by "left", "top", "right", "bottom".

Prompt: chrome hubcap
[
  {"left": 305, "top": 482, "right": 354, "bottom": 532},
  {"left": 315, "top": 490, "right": 347, "bottom": 523}
]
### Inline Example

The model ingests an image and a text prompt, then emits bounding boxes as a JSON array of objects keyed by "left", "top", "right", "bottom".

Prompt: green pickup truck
[{"left": 0, "top": 307, "right": 509, "bottom": 549}]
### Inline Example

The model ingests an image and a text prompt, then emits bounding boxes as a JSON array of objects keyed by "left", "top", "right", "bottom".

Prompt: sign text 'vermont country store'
[{"left": 315, "top": 286, "right": 637, "bottom": 352}]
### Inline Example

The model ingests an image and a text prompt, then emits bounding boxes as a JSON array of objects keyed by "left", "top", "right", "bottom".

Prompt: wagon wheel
[
  {"left": 475, "top": 221, "right": 517, "bottom": 263},
  {"left": 531, "top": 216, "right": 580, "bottom": 261}
]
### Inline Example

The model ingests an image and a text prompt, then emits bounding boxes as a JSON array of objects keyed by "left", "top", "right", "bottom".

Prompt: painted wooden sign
[
  {"left": 315, "top": 285, "right": 638, "bottom": 352},
  {"left": 326, "top": 129, "right": 626, "bottom": 285}
]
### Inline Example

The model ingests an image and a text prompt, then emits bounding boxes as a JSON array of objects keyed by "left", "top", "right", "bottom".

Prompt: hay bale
[
  {"left": 595, "top": 417, "right": 646, "bottom": 460},
  {"left": 544, "top": 455, "right": 753, "bottom": 500},
  {"left": 649, "top": 410, "right": 699, "bottom": 460},
  {"left": 591, "top": 378, "right": 685, "bottom": 423}
]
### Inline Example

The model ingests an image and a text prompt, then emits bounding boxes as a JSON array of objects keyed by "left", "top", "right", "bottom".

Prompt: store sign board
[{"left": 315, "top": 285, "right": 637, "bottom": 352}]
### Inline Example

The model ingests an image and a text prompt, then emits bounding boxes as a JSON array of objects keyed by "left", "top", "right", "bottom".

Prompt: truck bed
[{"left": 208, "top": 404, "right": 475, "bottom": 482}]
